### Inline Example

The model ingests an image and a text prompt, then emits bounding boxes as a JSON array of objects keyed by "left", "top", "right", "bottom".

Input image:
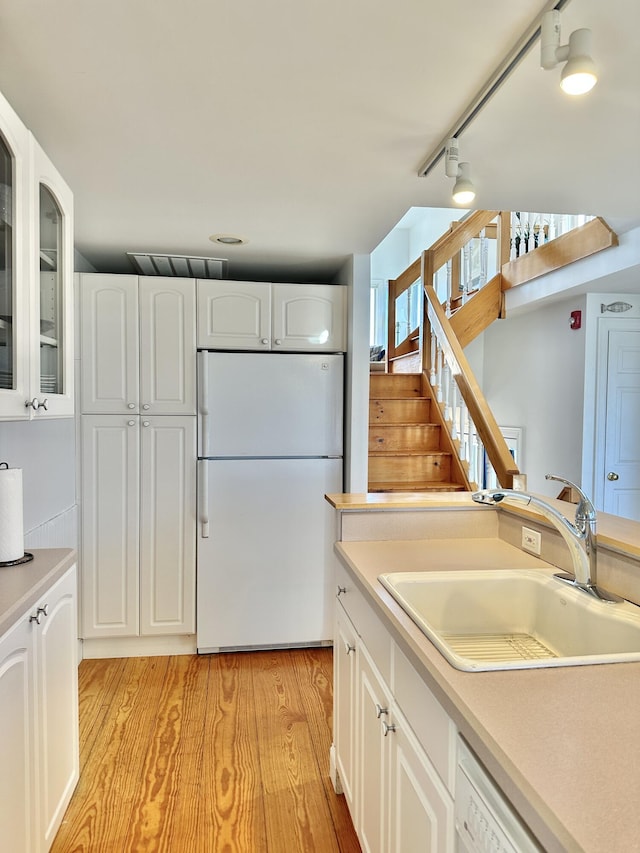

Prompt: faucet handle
[{"left": 545, "top": 474, "right": 596, "bottom": 524}]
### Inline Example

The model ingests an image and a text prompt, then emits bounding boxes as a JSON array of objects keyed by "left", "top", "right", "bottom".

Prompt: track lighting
[
  {"left": 540, "top": 10, "right": 597, "bottom": 95},
  {"left": 445, "top": 138, "right": 476, "bottom": 206}
]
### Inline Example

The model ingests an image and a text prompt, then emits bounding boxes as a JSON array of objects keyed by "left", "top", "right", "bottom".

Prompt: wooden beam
[
  {"left": 501, "top": 217, "right": 618, "bottom": 290},
  {"left": 449, "top": 274, "right": 503, "bottom": 348}
]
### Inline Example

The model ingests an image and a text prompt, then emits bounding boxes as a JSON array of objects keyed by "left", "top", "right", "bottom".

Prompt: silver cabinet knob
[
  {"left": 261, "top": 338, "right": 269, "bottom": 345},
  {"left": 375, "top": 703, "right": 388, "bottom": 718},
  {"left": 37, "top": 605, "right": 48, "bottom": 618},
  {"left": 607, "top": 472, "right": 620, "bottom": 481},
  {"left": 142, "top": 404, "right": 150, "bottom": 410},
  {"left": 143, "top": 421, "right": 150, "bottom": 427},
  {"left": 382, "top": 721, "right": 396, "bottom": 737},
  {"left": 127, "top": 420, "right": 136, "bottom": 427},
  {"left": 344, "top": 641, "right": 355, "bottom": 655},
  {"left": 26, "top": 397, "right": 48, "bottom": 411},
  {"left": 274, "top": 338, "right": 282, "bottom": 345},
  {"left": 127, "top": 403, "right": 136, "bottom": 409},
  {"left": 29, "top": 612, "right": 42, "bottom": 625},
  {"left": 337, "top": 585, "right": 346, "bottom": 596}
]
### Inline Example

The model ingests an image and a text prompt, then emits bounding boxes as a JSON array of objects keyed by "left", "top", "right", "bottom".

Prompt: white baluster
[
  {"left": 450, "top": 384, "right": 458, "bottom": 440},
  {"left": 443, "top": 362, "right": 451, "bottom": 422},
  {"left": 430, "top": 328, "right": 436, "bottom": 386},
  {"left": 480, "top": 228, "right": 488, "bottom": 287},
  {"left": 446, "top": 260, "right": 452, "bottom": 317},
  {"left": 436, "top": 344, "right": 443, "bottom": 403}
]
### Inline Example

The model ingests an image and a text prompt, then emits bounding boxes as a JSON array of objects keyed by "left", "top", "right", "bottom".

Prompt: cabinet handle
[
  {"left": 274, "top": 338, "right": 282, "bottom": 345},
  {"left": 607, "top": 472, "right": 619, "bottom": 481},
  {"left": 337, "top": 585, "right": 346, "bottom": 596},
  {"left": 127, "top": 403, "right": 136, "bottom": 410},
  {"left": 37, "top": 605, "right": 49, "bottom": 618},
  {"left": 261, "top": 338, "right": 269, "bottom": 345},
  {"left": 375, "top": 703, "right": 388, "bottom": 718},
  {"left": 128, "top": 420, "right": 136, "bottom": 427},
  {"left": 344, "top": 641, "right": 355, "bottom": 656},
  {"left": 143, "top": 421, "right": 150, "bottom": 427},
  {"left": 382, "top": 721, "right": 396, "bottom": 737},
  {"left": 25, "top": 397, "right": 49, "bottom": 411},
  {"left": 142, "top": 404, "right": 150, "bottom": 410},
  {"left": 29, "top": 612, "right": 42, "bottom": 625}
]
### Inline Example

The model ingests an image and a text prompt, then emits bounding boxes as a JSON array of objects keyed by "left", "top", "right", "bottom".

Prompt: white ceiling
[{"left": 0, "top": 0, "right": 638, "bottom": 282}]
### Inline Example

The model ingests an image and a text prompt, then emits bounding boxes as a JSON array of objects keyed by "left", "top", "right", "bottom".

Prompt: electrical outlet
[{"left": 522, "top": 526, "right": 541, "bottom": 555}]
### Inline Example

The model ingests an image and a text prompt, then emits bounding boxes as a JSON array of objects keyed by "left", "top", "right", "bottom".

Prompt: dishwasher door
[{"left": 455, "top": 738, "right": 542, "bottom": 853}]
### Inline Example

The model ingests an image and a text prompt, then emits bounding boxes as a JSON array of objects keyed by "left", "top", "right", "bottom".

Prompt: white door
[
  {"left": 35, "top": 567, "right": 79, "bottom": 851},
  {"left": 196, "top": 279, "right": 271, "bottom": 349},
  {"left": 272, "top": 284, "right": 347, "bottom": 352},
  {"left": 140, "top": 416, "right": 196, "bottom": 635},
  {"left": 0, "top": 616, "right": 36, "bottom": 853},
  {"left": 139, "top": 277, "right": 196, "bottom": 415},
  {"left": 197, "top": 457, "right": 341, "bottom": 651},
  {"left": 81, "top": 415, "right": 140, "bottom": 637},
  {"left": 602, "top": 323, "right": 640, "bottom": 520},
  {"left": 80, "top": 274, "right": 139, "bottom": 413}
]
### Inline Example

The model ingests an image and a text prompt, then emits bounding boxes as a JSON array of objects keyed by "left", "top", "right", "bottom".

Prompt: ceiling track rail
[{"left": 417, "top": 0, "right": 573, "bottom": 179}]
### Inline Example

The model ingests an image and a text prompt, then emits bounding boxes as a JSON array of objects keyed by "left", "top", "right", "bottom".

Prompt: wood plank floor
[{"left": 51, "top": 648, "right": 361, "bottom": 853}]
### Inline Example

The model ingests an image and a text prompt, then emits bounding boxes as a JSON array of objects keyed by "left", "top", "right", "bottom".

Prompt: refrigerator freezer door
[
  {"left": 196, "top": 457, "right": 342, "bottom": 652},
  {"left": 198, "top": 352, "right": 343, "bottom": 458}
]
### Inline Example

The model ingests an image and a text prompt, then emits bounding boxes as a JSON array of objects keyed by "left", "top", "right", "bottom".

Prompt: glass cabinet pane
[
  {"left": 39, "top": 184, "right": 63, "bottom": 395},
  {"left": 0, "top": 134, "right": 13, "bottom": 390}
]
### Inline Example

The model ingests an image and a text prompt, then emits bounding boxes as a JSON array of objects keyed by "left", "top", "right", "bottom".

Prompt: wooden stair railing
[{"left": 423, "top": 265, "right": 519, "bottom": 489}]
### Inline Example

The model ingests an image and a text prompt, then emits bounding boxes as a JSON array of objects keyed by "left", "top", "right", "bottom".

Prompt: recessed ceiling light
[{"left": 209, "top": 233, "right": 248, "bottom": 246}]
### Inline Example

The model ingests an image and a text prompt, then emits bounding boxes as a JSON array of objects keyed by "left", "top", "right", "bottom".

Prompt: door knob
[{"left": 607, "top": 472, "right": 620, "bottom": 481}]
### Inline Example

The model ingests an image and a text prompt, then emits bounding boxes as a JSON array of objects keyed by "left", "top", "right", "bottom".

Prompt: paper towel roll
[{"left": 0, "top": 464, "right": 24, "bottom": 563}]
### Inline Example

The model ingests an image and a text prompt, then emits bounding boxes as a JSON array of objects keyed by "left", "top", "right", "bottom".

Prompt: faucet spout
[{"left": 471, "top": 475, "right": 618, "bottom": 602}]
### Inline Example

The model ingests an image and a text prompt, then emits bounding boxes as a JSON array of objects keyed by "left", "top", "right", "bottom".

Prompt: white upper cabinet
[
  {"left": 0, "top": 91, "right": 75, "bottom": 420},
  {"left": 80, "top": 274, "right": 196, "bottom": 415},
  {"left": 29, "top": 137, "right": 74, "bottom": 418},
  {"left": 197, "top": 280, "right": 347, "bottom": 352}
]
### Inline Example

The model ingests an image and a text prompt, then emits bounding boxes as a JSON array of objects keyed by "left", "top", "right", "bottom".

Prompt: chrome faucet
[{"left": 472, "top": 474, "right": 620, "bottom": 602}]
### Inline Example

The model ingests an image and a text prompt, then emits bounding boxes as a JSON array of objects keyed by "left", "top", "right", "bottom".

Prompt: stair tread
[
  {"left": 368, "top": 481, "right": 467, "bottom": 492},
  {"left": 369, "top": 450, "right": 451, "bottom": 458},
  {"left": 370, "top": 423, "right": 440, "bottom": 429}
]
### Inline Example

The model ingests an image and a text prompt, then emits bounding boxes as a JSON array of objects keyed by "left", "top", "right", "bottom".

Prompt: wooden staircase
[{"left": 368, "top": 373, "right": 468, "bottom": 492}]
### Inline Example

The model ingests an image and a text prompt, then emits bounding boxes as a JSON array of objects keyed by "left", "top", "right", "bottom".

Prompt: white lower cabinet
[
  {"left": 333, "top": 564, "right": 455, "bottom": 853},
  {"left": 81, "top": 414, "right": 196, "bottom": 639},
  {"left": 0, "top": 565, "right": 79, "bottom": 853}
]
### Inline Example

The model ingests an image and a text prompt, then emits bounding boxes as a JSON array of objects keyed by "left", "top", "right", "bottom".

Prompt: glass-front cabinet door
[
  {"left": 0, "top": 92, "right": 30, "bottom": 419},
  {"left": 29, "top": 137, "right": 74, "bottom": 417}
]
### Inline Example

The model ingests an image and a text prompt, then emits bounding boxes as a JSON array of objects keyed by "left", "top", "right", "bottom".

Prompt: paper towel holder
[{"left": 0, "top": 461, "right": 33, "bottom": 566}]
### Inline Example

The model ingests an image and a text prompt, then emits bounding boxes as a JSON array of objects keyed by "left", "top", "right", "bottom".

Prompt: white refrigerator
[{"left": 196, "top": 351, "right": 343, "bottom": 653}]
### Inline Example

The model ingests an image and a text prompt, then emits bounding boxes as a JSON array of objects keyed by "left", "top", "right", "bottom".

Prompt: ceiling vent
[{"left": 127, "top": 252, "right": 228, "bottom": 279}]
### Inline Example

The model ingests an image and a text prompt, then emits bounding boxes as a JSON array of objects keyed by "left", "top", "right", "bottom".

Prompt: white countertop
[
  {"left": 335, "top": 537, "right": 640, "bottom": 853},
  {"left": 0, "top": 548, "right": 77, "bottom": 637}
]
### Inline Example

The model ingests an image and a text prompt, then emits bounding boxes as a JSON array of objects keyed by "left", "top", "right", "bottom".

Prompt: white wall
[
  {"left": 481, "top": 295, "right": 587, "bottom": 497},
  {"left": 0, "top": 417, "right": 76, "bottom": 547}
]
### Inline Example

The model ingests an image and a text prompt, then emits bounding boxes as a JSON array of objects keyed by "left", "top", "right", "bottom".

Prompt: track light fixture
[
  {"left": 445, "top": 138, "right": 476, "bottom": 206},
  {"left": 540, "top": 10, "right": 597, "bottom": 95}
]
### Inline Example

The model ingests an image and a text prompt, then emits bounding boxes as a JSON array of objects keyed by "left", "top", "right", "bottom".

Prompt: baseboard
[{"left": 81, "top": 634, "right": 197, "bottom": 659}]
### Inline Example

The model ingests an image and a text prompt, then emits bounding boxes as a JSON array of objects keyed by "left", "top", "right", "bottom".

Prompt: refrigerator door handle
[
  {"left": 198, "top": 351, "right": 210, "bottom": 458},
  {"left": 198, "top": 460, "right": 210, "bottom": 538}
]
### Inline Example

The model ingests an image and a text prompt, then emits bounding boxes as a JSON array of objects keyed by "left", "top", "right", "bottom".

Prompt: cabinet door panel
[
  {"left": 80, "top": 274, "right": 139, "bottom": 413},
  {"left": 196, "top": 280, "right": 271, "bottom": 350},
  {"left": 140, "top": 416, "right": 196, "bottom": 634},
  {"left": 358, "top": 645, "right": 392, "bottom": 853},
  {"left": 139, "top": 277, "right": 196, "bottom": 414},
  {"left": 272, "top": 284, "right": 346, "bottom": 352},
  {"left": 36, "top": 567, "right": 79, "bottom": 850},
  {"left": 0, "top": 617, "right": 36, "bottom": 852},
  {"left": 81, "top": 415, "right": 140, "bottom": 636},
  {"left": 334, "top": 603, "right": 357, "bottom": 812},
  {"left": 390, "top": 709, "right": 455, "bottom": 853}
]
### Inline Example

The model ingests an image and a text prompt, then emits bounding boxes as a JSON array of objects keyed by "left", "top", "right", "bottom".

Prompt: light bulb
[{"left": 452, "top": 163, "right": 475, "bottom": 205}]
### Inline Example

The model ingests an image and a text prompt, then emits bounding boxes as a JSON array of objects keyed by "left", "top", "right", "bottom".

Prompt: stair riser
[
  {"left": 369, "top": 425, "right": 441, "bottom": 453},
  {"left": 368, "top": 454, "right": 452, "bottom": 484},
  {"left": 369, "top": 375, "right": 422, "bottom": 398},
  {"left": 369, "top": 399, "right": 430, "bottom": 424}
]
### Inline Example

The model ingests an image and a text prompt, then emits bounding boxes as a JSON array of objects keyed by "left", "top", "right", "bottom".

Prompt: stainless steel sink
[{"left": 378, "top": 569, "right": 640, "bottom": 671}]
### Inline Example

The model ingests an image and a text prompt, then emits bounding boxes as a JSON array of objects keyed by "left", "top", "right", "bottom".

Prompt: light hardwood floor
[{"left": 51, "top": 648, "right": 361, "bottom": 853}]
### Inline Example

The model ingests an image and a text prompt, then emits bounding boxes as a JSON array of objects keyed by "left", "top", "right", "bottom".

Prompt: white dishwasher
[{"left": 455, "top": 737, "right": 542, "bottom": 853}]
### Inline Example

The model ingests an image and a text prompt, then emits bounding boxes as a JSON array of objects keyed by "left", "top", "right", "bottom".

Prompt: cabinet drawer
[
  {"left": 393, "top": 644, "right": 456, "bottom": 794},
  {"left": 335, "top": 562, "right": 392, "bottom": 684}
]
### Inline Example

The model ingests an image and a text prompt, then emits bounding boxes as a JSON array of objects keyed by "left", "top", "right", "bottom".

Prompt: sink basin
[{"left": 378, "top": 569, "right": 640, "bottom": 671}]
